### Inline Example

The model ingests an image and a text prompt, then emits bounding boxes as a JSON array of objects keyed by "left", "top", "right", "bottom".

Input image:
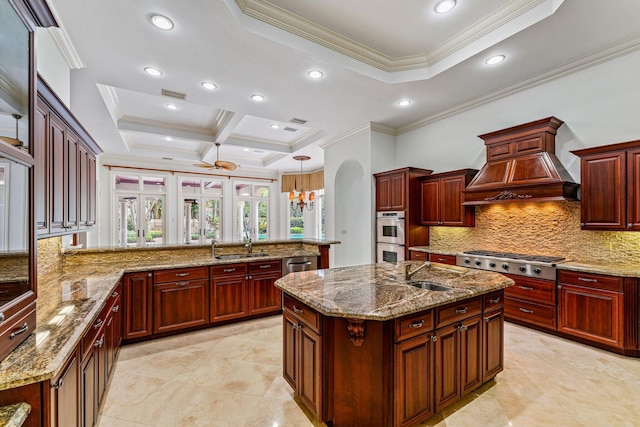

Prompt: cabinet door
[
  {"left": 153, "top": 279, "right": 209, "bottom": 333},
  {"left": 482, "top": 309, "right": 504, "bottom": 382},
  {"left": 34, "top": 101, "right": 49, "bottom": 234},
  {"left": 558, "top": 284, "right": 623, "bottom": 348},
  {"left": 87, "top": 153, "right": 97, "bottom": 227},
  {"left": 434, "top": 323, "right": 459, "bottom": 411},
  {"left": 65, "top": 130, "right": 80, "bottom": 229},
  {"left": 460, "top": 315, "right": 482, "bottom": 396},
  {"left": 78, "top": 143, "right": 90, "bottom": 228},
  {"left": 49, "top": 114, "right": 66, "bottom": 233},
  {"left": 395, "top": 333, "right": 435, "bottom": 426},
  {"left": 81, "top": 351, "right": 96, "bottom": 427},
  {"left": 439, "top": 175, "right": 469, "bottom": 226},
  {"left": 95, "top": 331, "right": 107, "bottom": 407},
  {"left": 298, "top": 324, "right": 322, "bottom": 418},
  {"left": 283, "top": 312, "right": 298, "bottom": 390},
  {"left": 249, "top": 272, "right": 282, "bottom": 315},
  {"left": 51, "top": 352, "right": 79, "bottom": 427},
  {"left": 420, "top": 179, "right": 439, "bottom": 225},
  {"left": 627, "top": 148, "right": 640, "bottom": 230},
  {"left": 580, "top": 152, "right": 626, "bottom": 229},
  {"left": 123, "top": 272, "right": 153, "bottom": 340},
  {"left": 390, "top": 174, "right": 406, "bottom": 210},
  {"left": 210, "top": 275, "right": 248, "bottom": 323},
  {"left": 376, "top": 175, "right": 392, "bottom": 210}
]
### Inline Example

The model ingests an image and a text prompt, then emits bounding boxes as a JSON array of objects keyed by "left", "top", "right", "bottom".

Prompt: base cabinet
[
  {"left": 482, "top": 309, "right": 504, "bottom": 382},
  {"left": 248, "top": 260, "right": 282, "bottom": 315},
  {"left": 210, "top": 264, "right": 249, "bottom": 323},
  {"left": 153, "top": 280, "right": 209, "bottom": 334},
  {"left": 123, "top": 272, "right": 153, "bottom": 340},
  {"left": 395, "top": 333, "right": 435, "bottom": 426},
  {"left": 49, "top": 350, "right": 79, "bottom": 427}
]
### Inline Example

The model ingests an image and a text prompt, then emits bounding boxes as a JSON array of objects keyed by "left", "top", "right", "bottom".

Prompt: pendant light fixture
[{"left": 289, "top": 155, "right": 315, "bottom": 213}]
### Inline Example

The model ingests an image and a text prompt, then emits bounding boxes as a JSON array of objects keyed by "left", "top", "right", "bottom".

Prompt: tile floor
[{"left": 98, "top": 315, "right": 640, "bottom": 426}]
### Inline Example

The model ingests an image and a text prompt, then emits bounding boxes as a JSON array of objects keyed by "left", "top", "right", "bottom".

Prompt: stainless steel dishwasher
[{"left": 282, "top": 256, "right": 318, "bottom": 276}]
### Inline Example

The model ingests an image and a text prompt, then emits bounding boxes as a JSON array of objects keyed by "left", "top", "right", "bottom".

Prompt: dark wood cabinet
[
  {"left": 394, "top": 329, "right": 435, "bottom": 426},
  {"left": 153, "top": 267, "right": 209, "bottom": 334},
  {"left": 282, "top": 297, "right": 323, "bottom": 419},
  {"left": 248, "top": 260, "right": 282, "bottom": 315},
  {"left": 428, "top": 253, "right": 456, "bottom": 265},
  {"left": 210, "top": 264, "right": 248, "bottom": 323},
  {"left": 123, "top": 272, "right": 153, "bottom": 340},
  {"left": 374, "top": 168, "right": 433, "bottom": 259},
  {"left": 49, "top": 350, "right": 79, "bottom": 427},
  {"left": 35, "top": 78, "right": 101, "bottom": 237},
  {"left": 504, "top": 274, "right": 556, "bottom": 331},
  {"left": 572, "top": 140, "right": 640, "bottom": 230},
  {"left": 482, "top": 292, "right": 504, "bottom": 382},
  {"left": 409, "top": 250, "right": 429, "bottom": 261},
  {"left": 420, "top": 169, "right": 477, "bottom": 227}
]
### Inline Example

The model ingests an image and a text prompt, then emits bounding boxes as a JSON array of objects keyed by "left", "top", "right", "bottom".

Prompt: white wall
[
  {"left": 35, "top": 28, "right": 71, "bottom": 106},
  {"left": 396, "top": 49, "right": 640, "bottom": 183}
]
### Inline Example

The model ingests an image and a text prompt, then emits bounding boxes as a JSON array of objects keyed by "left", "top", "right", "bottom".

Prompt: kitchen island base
[{"left": 283, "top": 290, "right": 505, "bottom": 427}]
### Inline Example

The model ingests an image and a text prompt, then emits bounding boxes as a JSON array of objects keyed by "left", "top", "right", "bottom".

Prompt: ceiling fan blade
[
  {"left": 194, "top": 162, "right": 216, "bottom": 169},
  {"left": 215, "top": 160, "right": 238, "bottom": 171}
]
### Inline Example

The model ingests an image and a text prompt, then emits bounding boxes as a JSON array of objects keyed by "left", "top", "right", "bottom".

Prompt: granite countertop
[
  {"left": 275, "top": 261, "right": 514, "bottom": 321},
  {"left": 408, "top": 247, "right": 640, "bottom": 277},
  {"left": 0, "top": 248, "right": 324, "bottom": 391},
  {"left": 0, "top": 403, "right": 31, "bottom": 427}
]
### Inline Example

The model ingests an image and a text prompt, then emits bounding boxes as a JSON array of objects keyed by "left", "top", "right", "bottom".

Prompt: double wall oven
[{"left": 376, "top": 211, "right": 405, "bottom": 262}]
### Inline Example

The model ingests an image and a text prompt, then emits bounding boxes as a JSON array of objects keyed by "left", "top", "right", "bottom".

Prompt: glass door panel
[
  {"left": 204, "top": 198, "right": 221, "bottom": 242},
  {"left": 257, "top": 200, "right": 268, "bottom": 241},
  {"left": 117, "top": 196, "right": 138, "bottom": 247},
  {"left": 144, "top": 196, "right": 164, "bottom": 245}
]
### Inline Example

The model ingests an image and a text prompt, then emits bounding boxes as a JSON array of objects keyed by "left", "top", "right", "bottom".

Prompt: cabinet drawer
[
  {"left": 557, "top": 270, "right": 622, "bottom": 292},
  {"left": 154, "top": 267, "right": 208, "bottom": 283},
  {"left": 504, "top": 297, "right": 555, "bottom": 330},
  {"left": 210, "top": 263, "right": 247, "bottom": 277},
  {"left": 0, "top": 301, "right": 36, "bottom": 359},
  {"left": 410, "top": 251, "right": 429, "bottom": 261},
  {"left": 81, "top": 300, "right": 113, "bottom": 360},
  {"left": 504, "top": 275, "right": 556, "bottom": 304},
  {"left": 429, "top": 253, "right": 456, "bottom": 265},
  {"left": 483, "top": 290, "right": 504, "bottom": 312},
  {"left": 249, "top": 260, "right": 281, "bottom": 274},
  {"left": 283, "top": 294, "right": 320, "bottom": 333},
  {"left": 395, "top": 309, "right": 434, "bottom": 342},
  {"left": 435, "top": 296, "right": 482, "bottom": 328}
]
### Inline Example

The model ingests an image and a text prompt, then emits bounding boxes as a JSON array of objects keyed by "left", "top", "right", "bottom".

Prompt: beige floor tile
[{"left": 98, "top": 317, "right": 640, "bottom": 427}]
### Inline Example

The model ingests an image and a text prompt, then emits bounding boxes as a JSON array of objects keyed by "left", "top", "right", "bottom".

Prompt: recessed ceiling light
[
  {"left": 271, "top": 124, "right": 280, "bottom": 129},
  {"left": 434, "top": 0, "right": 456, "bottom": 14},
  {"left": 307, "top": 70, "right": 324, "bottom": 79},
  {"left": 144, "top": 66, "right": 163, "bottom": 76},
  {"left": 164, "top": 137, "right": 172, "bottom": 141},
  {"left": 201, "top": 81, "right": 217, "bottom": 90},
  {"left": 165, "top": 103, "right": 178, "bottom": 110},
  {"left": 250, "top": 94, "right": 265, "bottom": 102},
  {"left": 243, "top": 148, "right": 250, "bottom": 152},
  {"left": 485, "top": 54, "right": 506, "bottom": 65},
  {"left": 150, "top": 14, "right": 174, "bottom": 30},
  {"left": 397, "top": 99, "right": 412, "bottom": 107}
]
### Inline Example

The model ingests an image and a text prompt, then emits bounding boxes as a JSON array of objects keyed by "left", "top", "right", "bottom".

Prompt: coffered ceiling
[{"left": 41, "top": 0, "right": 640, "bottom": 173}]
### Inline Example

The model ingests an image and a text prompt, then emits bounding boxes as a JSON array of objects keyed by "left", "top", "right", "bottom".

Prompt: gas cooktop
[
  {"left": 462, "top": 250, "right": 565, "bottom": 264},
  {"left": 456, "top": 250, "right": 565, "bottom": 281}
]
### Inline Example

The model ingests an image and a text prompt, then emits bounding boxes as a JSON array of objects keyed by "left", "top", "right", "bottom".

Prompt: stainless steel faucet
[
  {"left": 405, "top": 261, "right": 429, "bottom": 280},
  {"left": 211, "top": 240, "right": 218, "bottom": 257},
  {"left": 245, "top": 238, "right": 253, "bottom": 254}
]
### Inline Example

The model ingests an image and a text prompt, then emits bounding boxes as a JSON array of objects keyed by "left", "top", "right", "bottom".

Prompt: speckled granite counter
[
  {"left": 275, "top": 261, "right": 514, "bottom": 321},
  {"left": 0, "top": 402, "right": 31, "bottom": 426},
  {"left": 407, "top": 246, "right": 462, "bottom": 256},
  {"left": 0, "top": 245, "right": 330, "bottom": 391}
]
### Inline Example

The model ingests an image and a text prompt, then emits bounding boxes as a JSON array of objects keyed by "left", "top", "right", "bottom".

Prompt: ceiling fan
[{"left": 194, "top": 143, "right": 238, "bottom": 171}]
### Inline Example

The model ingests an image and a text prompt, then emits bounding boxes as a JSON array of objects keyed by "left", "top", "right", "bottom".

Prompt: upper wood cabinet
[
  {"left": 420, "top": 169, "right": 477, "bottom": 227},
  {"left": 35, "top": 77, "right": 102, "bottom": 237},
  {"left": 571, "top": 140, "right": 640, "bottom": 230},
  {"left": 374, "top": 167, "right": 432, "bottom": 212}
]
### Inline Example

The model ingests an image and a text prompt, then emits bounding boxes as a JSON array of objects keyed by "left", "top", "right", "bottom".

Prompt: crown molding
[
  {"left": 96, "top": 84, "right": 122, "bottom": 125},
  {"left": 370, "top": 122, "right": 397, "bottom": 136},
  {"left": 398, "top": 35, "right": 640, "bottom": 135},
  {"left": 320, "top": 122, "right": 372, "bottom": 149},
  {"left": 42, "top": 0, "right": 85, "bottom": 68}
]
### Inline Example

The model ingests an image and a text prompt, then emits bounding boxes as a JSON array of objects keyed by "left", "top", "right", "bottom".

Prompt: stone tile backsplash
[{"left": 429, "top": 201, "right": 640, "bottom": 264}]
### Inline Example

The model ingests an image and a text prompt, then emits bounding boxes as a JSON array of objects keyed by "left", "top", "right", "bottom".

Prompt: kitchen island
[{"left": 275, "top": 261, "right": 514, "bottom": 427}]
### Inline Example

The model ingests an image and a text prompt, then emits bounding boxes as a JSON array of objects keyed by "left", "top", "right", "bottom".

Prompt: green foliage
[
  {"left": 290, "top": 216, "right": 304, "bottom": 228},
  {"left": 290, "top": 227, "right": 303, "bottom": 234}
]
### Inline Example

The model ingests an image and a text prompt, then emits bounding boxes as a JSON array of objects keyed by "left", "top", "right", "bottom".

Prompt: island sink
[
  {"left": 215, "top": 253, "right": 269, "bottom": 260},
  {"left": 406, "top": 281, "right": 452, "bottom": 291}
]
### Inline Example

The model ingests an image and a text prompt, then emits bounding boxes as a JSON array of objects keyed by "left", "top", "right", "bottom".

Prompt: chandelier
[{"left": 289, "top": 155, "right": 315, "bottom": 213}]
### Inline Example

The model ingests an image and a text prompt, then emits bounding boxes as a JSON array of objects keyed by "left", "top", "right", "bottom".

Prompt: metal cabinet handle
[
  {"left": 94, "top": 338, "right": 104, "bottom": 348},
  {"left": 112, "top": 305, "right": 119, "bottom": 313},
  {"left": 518, "top": 286, "right": 534, "bottom": 291},
  {"left": 489, "top": 298, "right": 500, "bottom": 304},
  {"left": 484, "top": 317, "right": 490, "bottom": 323},
  {"left": 223, "top": 268, "right": 236, "bottom": 273},
  {"left": 430, "top": 335, "right": 437, "bottom": 342},
  {"left": 94, "top": 319, "right": 103, "bottom": 329},
  {"left": 437, "top": 258, "right": 446, "bottom": 262},
  {"left": 176, "top": 281, "right": 189, "bottom": 286},
  {"left": 112, "top": 291, "right": 119, "bottom": 298},
  {"left": 578, "top": 277, "right": 597, "bottom": 283},
  {"left": 0, "top": 312, "right": 4, "bottom": 323},
  {"left": 455, "top": 307, "right": 468, "bottom": 314},
  {"left": 10, "top": 323, "right": 29, "bottom": 339},
  {"left": 176, "top": 273, "right": 189, "bottom": 277},
  {"left": 557, "top": 285, "right": 563, "bottom": 290},
  {"left": 259, "top": 265, "right": 272, "bottom": 269},
  {"left": 293, "top": 323, "right": 303, "bottom": 330},
  {"left": 408, "top": 320, "right": 425, "bottom": 329},
  {"left": 147, "top": 273, "right": 152, "bottom": 278},
  {"left": 519, "top": 308, "right": 534, "bottom": 314},
  {"left": 457, "top": 324, "right": 468, "bottom": 332},
  {"left": 293, "top": 306, "right": 304, "bottom": 314}
]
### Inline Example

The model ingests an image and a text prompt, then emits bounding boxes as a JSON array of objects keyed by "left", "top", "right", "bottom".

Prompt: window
[
  {"left": 234, "top": 181, "right": 270, "bottom": 241},
  {"left": 179, "top": 177, "right": 223, "bottom": 244},
  {"left": 289, "top": 201, "right": 304, "bottom": 239},
  {"left": 287, "top": 188, "right": 324, "bottom": 239},
  {"left": 114, "top": 174, "right": 166, "bottom": 246}
]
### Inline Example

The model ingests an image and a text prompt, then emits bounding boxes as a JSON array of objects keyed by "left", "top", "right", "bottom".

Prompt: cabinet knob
[
  {"left": 580, "top": 223, "right": 585, "bottom": 227},
  {"left": 628, "top": 223, "right": 633, "bottom": 228},
  {"left": 147, "top": 273, "right": 152, "bottom": 278},
  {"left": 112, "top": 305, "right": 119, "bottom": 313},
  {"left": 430, "top": 335, "right": 437, "bottom": 342},
  {"left": 557, "top": 285, "right": 562, "bottom": 289},
  {"left": 0, "top": 312, "right": 4, "bottom": 323}
]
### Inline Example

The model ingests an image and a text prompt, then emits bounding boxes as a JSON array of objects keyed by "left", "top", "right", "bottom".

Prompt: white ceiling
[{"left": 42, "top": 0, "right": 640, "bottom": 173}]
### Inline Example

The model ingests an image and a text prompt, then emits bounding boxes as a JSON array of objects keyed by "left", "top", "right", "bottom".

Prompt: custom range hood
[{"left": 463, "top": 117, "right": 579, "bottom": 205}]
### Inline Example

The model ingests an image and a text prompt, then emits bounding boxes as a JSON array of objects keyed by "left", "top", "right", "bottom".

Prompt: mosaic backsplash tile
[{"left": 429, "top": 201, "right": 640, "bottom": 263}]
